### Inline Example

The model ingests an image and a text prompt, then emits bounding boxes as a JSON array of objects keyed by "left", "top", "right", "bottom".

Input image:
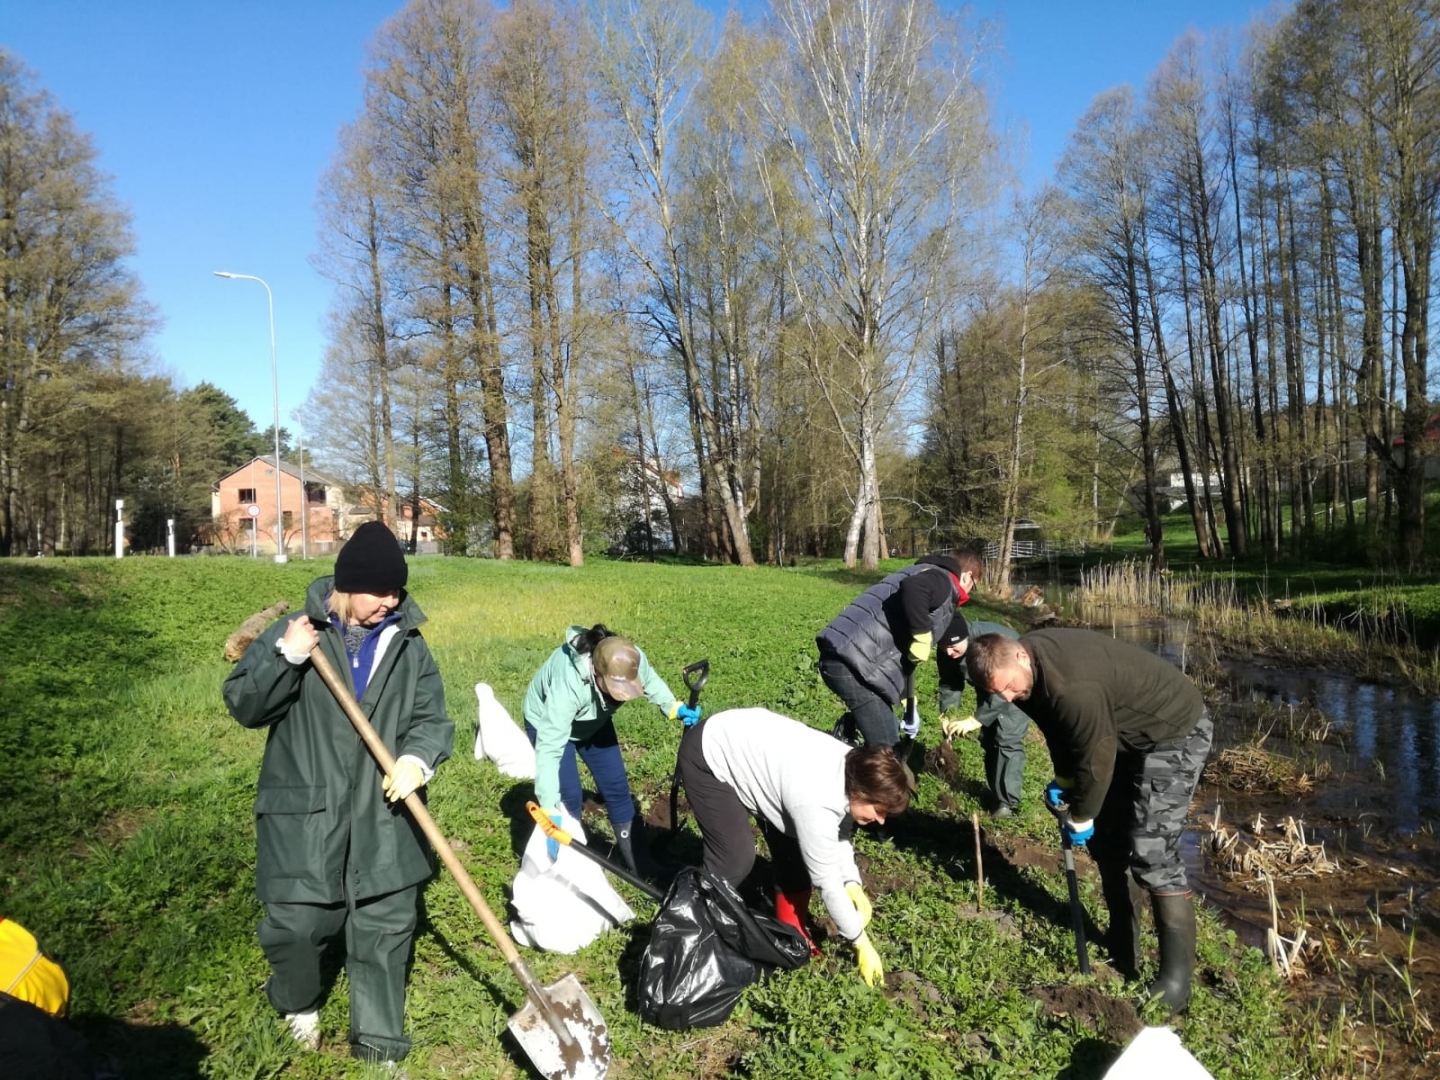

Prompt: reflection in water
[{"left": 1039, "top": 580, "right": 1440, "bottom": 829}]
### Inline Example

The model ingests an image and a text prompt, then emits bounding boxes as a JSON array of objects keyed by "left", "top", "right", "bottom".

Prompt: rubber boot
[
  {"left": 774, "top": 888, "right": 822, "bottom": 958},
  {"left": 618, "top": 819, "right": 679, "bottom": 887},
  {"left": 613, "top": 821, "right": 639, "bottom": 874},
  {"left": 1097, "top": 861, "right": 1143, "bottom": 981},
  {"left": 1148, "top": 891, "right": 1197, "bottom": 1014}
]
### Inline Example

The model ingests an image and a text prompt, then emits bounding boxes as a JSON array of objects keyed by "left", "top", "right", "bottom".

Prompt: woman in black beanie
[{"left": 223, "top": 520, "right": 454, "bottom": 1064}]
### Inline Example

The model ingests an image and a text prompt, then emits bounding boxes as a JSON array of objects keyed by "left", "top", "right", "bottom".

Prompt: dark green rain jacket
[{"left": 223, "top": 577, "right": 454, "bottom": 904}]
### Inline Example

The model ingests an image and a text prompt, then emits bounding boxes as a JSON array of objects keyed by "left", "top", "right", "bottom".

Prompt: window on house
[
  {"left": 282, "top": 511, "right": 293, "bottom": 532},
  {"left": 238, "top": 488, "right": 256, "bottom": 503},
  {"left": 307, "top": 484, "right": 325, "bottom": 504}
]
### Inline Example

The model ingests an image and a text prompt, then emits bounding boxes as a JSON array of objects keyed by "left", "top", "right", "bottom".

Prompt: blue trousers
[{"left": 526, "top": 719, "right": 635, "bottom": 826}]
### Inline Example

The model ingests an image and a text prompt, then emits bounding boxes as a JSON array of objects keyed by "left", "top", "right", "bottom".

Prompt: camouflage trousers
[{"left": 1089, "top": 709, "right": 1213, "bottom": 894}]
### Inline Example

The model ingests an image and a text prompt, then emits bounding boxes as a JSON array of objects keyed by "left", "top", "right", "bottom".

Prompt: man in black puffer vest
[{"left": 816, "top": 551, "right": 981, "bottom": 748}]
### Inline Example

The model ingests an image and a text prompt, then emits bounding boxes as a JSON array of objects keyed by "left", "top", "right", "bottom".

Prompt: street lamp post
[
  {"left": 214, "top": 271, "right": 287, "bottom": 563},
  {"left": 297, "top": 425, "right": 308, "bottom": 560}
]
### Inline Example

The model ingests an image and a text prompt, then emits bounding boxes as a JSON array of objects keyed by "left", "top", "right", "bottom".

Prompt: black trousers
[
  {"left": 817, "top": 651, "right": 900, "bottom": 748},
  {"left": 677, "top": 721, "right": 810, "bottom": 893}
]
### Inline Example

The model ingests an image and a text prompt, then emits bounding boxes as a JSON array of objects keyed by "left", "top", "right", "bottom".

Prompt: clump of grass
[{"left": 1204, "top": 741, "right": 1320, "bottom": 796}]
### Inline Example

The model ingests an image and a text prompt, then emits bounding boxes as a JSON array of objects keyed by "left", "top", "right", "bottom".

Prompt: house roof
[
  {"left": 1391, "top": 414, "right": 1440, "bottom": 447},
  {"left": 215, "top": 456, "right": 344, "bottom": 489}
]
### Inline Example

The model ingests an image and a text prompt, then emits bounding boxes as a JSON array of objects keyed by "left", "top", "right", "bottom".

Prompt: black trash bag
[
  {"left": 638, "top": 867, "right": 810, "bottom": 1030},
  {"left": 0, "top": 993, "right": 93, "bottom": 1080}
]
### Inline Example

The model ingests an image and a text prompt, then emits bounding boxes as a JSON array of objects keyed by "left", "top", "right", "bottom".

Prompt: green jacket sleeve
[
  {"left": 222, "top": 620, "right": 309, "bottom": 730},
  {"left": 525, "top": 653, "right": 589, "bottom": 812},
  {"left": 396, "top": 641, "right": 454, "bottom": 770},
  {"left": 637, "top": 648, "right": 679, "bottom": 716}
]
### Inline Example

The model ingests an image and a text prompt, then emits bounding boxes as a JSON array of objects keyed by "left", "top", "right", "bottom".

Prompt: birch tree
[{"left": 756, "top": 0, "right": 992, "bottom": 569}]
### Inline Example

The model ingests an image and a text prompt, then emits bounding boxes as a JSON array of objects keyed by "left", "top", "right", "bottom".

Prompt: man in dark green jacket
[
  {"left": 967, "top": 627, "right": 1211, "bottom": 1014},
  {"left": 935, "top": 616, "right": 1029, "bottom": 817},
  {"left": 223, "top": 522, "right": 454, "bottom": 1063}
]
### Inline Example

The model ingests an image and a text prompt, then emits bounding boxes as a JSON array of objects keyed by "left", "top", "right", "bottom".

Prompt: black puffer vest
[{"left": 816, "top": 563, "right": 957, "bottom": 704}]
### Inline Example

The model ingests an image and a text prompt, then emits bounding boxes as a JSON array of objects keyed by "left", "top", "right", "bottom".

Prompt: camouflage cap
[{"left": 592, "top": 636, "right": 644, "bottom": 701}]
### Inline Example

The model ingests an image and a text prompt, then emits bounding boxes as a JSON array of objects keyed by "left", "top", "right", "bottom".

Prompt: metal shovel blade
[{"left": 506, "top": 973, "right": 611, "bottom": 1080}]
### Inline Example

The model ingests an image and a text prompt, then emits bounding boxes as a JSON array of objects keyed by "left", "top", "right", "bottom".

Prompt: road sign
[{"left": 247, "top": 504, "right": 261, "bottom": 518}]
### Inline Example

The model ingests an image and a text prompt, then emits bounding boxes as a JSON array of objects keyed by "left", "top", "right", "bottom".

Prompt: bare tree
[
  {"left": 587, "top": 0, "right": 757, "bottom": 564},
  {"left": 755, "top": 0, "right": 992, "bottom": 569}
]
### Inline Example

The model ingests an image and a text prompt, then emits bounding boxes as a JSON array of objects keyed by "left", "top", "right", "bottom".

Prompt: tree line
[
  {"left": 6, "top": 0, "right": 1439, "bottom": 569},
  {"left": 0, "top": 52, "right": 263, "bottom": 556},
  {"left": 301, "top": 0, "right": 994, "bottom": 568},
  {"left": 1049, "top": 0, "right": 1440, "bottom": 571}
]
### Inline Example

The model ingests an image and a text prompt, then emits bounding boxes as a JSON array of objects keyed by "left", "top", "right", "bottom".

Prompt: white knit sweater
[{"left": 700, "top": 708, "right": 866, "bottom": 940}]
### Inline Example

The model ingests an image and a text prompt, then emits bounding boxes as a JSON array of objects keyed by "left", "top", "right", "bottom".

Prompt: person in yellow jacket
[{"left": 1, "top": 918, "right": 69, "bottom": 1016}]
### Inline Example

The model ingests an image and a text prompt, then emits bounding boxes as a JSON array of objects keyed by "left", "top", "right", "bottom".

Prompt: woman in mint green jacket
[{"left": 524, "top": 624, "right": 698, "bottom": 872}]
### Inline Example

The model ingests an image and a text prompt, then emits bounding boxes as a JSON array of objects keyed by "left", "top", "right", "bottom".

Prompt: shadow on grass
[
  {"left": 1056, "top": 1036, "right": 1125, "bottom": 1079},
  {"left": 876, "top": 803, "right": 1102, "bottom": 945},
  {"left": 6, "top": 1002, "right": 212, "bottom": 1080}
]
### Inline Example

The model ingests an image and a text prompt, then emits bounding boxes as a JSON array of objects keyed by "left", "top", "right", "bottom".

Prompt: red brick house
[
  {"left": 340, "top": 488, "right": 448, "bottom": 552},
  {"left": 209, "top": 456, "right": 346, "bottom": 556}
]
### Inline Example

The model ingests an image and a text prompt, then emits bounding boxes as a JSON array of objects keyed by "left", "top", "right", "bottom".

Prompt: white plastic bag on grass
[
  {"left": 473, "top": 682, "right": 535, "bottom": 778},
  {"left": 1104, "top": 1027, "right": 1215, "bottom": 1080},
  {"left": 510, "top": 809, "right": 636, "bottom": 953}
]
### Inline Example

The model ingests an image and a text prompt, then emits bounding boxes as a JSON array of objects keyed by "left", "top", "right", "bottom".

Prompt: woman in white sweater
[{"left": 676, "top": 707, "right": 911, "bottom": 985}]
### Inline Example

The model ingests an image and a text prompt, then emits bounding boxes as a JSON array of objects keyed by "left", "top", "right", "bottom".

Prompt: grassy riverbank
[{"left": 4, "top": 556, "right": 1309, "bottom": 1078}]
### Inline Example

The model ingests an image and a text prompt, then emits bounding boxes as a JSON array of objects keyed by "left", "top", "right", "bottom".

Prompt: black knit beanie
[
  {"left": 940, "top": 612, "right": 969, "bottom": 648},
  {"left": 334, "top": 521, "right": 408, "bottom": 595}
]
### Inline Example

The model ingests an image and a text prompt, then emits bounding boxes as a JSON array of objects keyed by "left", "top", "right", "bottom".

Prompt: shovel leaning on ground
[
  {"left": 1059, "top": 811, "right": 1092, "bottom": 976},
  {"left": 664, "top": 659, "right": 709, "bottom": 844},
  {"left": 307, "top": 645, "right": 610, "bottom": 1080}
]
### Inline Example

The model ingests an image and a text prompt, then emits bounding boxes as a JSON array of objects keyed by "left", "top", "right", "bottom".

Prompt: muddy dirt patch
[{"left": 1030, "top": 984, "right": 1142, "bottom": 1044}]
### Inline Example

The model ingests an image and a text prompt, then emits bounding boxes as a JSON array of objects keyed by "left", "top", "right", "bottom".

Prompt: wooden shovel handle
[{"left": 306, "top": 649, "right": 526, "bottom": 968}]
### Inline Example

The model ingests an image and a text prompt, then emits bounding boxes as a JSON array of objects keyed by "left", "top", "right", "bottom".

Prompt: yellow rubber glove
[
  {"left": 908, "top": 632, "right": 933, "bottom": 664},
  {"left": 382, "top": 759, "right": 426, "bottom": 803},
  {"left": 845, "top": 883, "right": 873, "bottom": 928},
  {"left": 941, "top": 715, "right": 982, "bottom": 740},
  {"left": 853, "top": 932, "right": 884, "bottom": 986}
]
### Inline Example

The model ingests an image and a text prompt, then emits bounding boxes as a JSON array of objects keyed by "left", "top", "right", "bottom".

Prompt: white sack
[
  {"left": 473, "top": 682, "right": 535, "bottom": 778},
  {"left": 1104, "top": 1027, "right": 1216, "bottom": 1080},
  {"left": 510, "top": 809, "right": 636, "bottom": 953}
]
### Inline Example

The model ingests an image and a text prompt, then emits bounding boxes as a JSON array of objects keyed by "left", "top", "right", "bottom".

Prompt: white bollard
[
  {"left": 114, "top": 499, "right": 124, "bottom": 559},
  {"left": 167, "top": 518, "right": 176, "bottom": 557}
]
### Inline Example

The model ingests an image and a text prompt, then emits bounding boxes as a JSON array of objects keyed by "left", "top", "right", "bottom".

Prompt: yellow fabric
[
  {"left": 0, "top": 919, "right": 69, "bottom": 1017},
  {"left": 382, "top": 759, "right": 425, "bottom": 803},
  {"left": 845, "top": 883, "right": 873, "bottom": 928},
  {"left": 666, "top": 699, "right": 682, "bottom": 721},
  {"left": 907, "top": 632, "right": 933, "bottom": 664},
  {"left": 854, "top": 932, "right": 884, "bottom": 986}
]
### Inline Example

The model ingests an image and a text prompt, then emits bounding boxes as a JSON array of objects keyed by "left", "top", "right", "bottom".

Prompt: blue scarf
[{"left": 332, "top": 610, "right": 402, "bottom": 701}]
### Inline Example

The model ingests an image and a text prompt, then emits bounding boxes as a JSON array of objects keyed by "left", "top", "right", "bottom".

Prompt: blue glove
[
  {"left": 1044, "top": 777, "right": 1072, "bottom": 816},
  {"left": 1064, "top": 817, "right": 1095, "bottom": 847},
  {"left": 676, "top": 703, "right": 702, "bottom": 727},
  {"left": 545, "top": 812, "right": 563, "bottom": 861}
]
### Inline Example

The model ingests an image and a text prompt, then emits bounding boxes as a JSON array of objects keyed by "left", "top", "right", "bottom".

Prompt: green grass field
[{"left": 2, "top": 556, "right": 1300, "bottom": 1079}]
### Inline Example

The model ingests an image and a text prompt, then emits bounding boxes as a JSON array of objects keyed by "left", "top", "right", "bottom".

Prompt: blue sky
[{"left": 3, "top": 0, "right": 1270, "bottom": 434}]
